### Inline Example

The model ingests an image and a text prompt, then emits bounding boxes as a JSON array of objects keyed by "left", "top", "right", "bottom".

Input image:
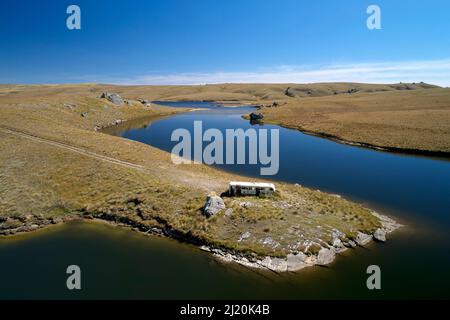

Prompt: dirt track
[{"left": 0, "top": 125, "right": 147, "bottom": 172}]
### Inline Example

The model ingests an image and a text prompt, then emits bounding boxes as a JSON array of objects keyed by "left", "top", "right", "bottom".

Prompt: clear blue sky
[{"left": 1, "top": 0, "right": 449, "bottom": 85}]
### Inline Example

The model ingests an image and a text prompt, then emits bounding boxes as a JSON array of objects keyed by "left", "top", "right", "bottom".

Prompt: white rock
[
  {"left": 261, "top": 236, "right": 275, "bottom": 246},
  {"left": 99, "top": 92, "right": 124, "bottom": 105},
  {"left": 373, "top": 228, "right": 387, "bottom": 242},
  {"left": 203, "top": 193, "right": 225, "bottom": 217},
  {"left": 355, "top": 232, "right": 372, "bottom": 246},
  {"left": 260, "top": 257, "right": 288, "bottom": 272},
  {"left": 287, "top": 253, "right": 307, "bottom": 271},
  {"left": 371, "top": 211, "right": 403, "bottom": 233},
  {"left": 316, "top": 248, "right": 335, "bottom": 266},
  {"left": 347, "top": 240, "right": 357, "bottom": 248},
  {"left": 332, "top": 237, "right": 343, "bottom": 248}
]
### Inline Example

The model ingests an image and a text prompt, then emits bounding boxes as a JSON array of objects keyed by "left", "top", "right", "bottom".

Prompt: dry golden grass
[
  {"left": 259, "top": 88, "right": 450, "bottom": 154},
  {"left": 0, "top": 84, "right": 394, "bottom": 257},
  {"left": 5, "top": 82, "right": 443, "bottom": 154}
]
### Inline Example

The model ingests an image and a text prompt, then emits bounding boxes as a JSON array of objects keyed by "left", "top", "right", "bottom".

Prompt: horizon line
[
  {"left": 2, "top": 58, "right": 450, "bottom": 87},
  {"left": 0, "top": 80, "right": 446, "bottom": 87}
]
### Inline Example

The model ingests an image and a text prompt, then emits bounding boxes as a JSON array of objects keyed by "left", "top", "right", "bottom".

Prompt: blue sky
[{"left": 1, "top": 0, "right": 449, "bottom": 85}]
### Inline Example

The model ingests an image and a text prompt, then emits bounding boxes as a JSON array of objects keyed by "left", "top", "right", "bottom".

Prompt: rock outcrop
[
  {"left": 287, "top": 253, "right": 307, "bottom": 271},
  {"left": 373, "top": 228, "right": 387, "bottom": 242},
  {"left": 260, "top": 257, "right": 288, "bottom": 272},
  {"left": 203, "top": 192, "right": 225, "bottom": 217},
  {"left": 316, "top": 248, "right": 335, "bottom": 266},
  {"left": 203, "top": 209, "right": 403, "bottom": 273},
  {"left": 284, "top": 87, "right": 295, "bottom": 97},
  {"left": 355, "top": 232, "right": 372, "bottom": 246},
  {"left": 249, "top": 112, "right": 264, "bottom": 121},
  {"left": 99, "top": 92, "right": 124, "bottom": 105},
  {"left": 331, "top": 229, "right": 345, "bottom": 248}
]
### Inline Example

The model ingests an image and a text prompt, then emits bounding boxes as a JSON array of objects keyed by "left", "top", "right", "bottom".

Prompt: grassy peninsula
[{"left": 0, "top": 83, "right": 409, "bottom": 271}]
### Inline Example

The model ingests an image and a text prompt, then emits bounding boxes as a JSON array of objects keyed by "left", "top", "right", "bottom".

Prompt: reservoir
[{"left": 1, "top": 101, "right": 449, "bottom": 299}]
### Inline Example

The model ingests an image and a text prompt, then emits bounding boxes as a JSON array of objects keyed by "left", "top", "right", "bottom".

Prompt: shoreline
[
  {"left": 0, "top": 92, "right": 405, "bottom": 273},
  {"left": 242, "top": 115, "right": 450, "bottom": 160},
  {"left": 205, "top": 210, "right": 402, "bottom": 272},
  {"left": 0, "top": 206, "right": 402, "bottom": 273},
  {"left": 95, "top": 102, "right": 405, "bottom": 272}
]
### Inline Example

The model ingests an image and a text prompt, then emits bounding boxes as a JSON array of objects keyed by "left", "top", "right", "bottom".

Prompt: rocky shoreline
[
  {"left": 0, "top": 209, "right": 402, "bottom": 273},
  {"left": 200, "top": 211, "right": 402, "bottom": 272},
  {"left": 0, "top": 214, "right": 77, "bottom": 236}
]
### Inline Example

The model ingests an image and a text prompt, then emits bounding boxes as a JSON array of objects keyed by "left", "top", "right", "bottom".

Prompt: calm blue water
[
  {"left": 1, "top": 101, "right": 449, "bottom": 299},
  {"left": 117, "top": 101, "right": 450, "bottom": 298},
  {"left": 123, "top": 102, "right": 450, "bottom": 229}
]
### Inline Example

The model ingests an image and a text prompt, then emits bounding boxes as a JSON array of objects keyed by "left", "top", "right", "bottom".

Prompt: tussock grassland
[
  {"left": 3, "top": 82, "right": 446, "bottom": 153},
  {"left": 0, "top": 83, "right": 407, "bottom": 260},
  {"left": 259, "top": 88, "right": 450, "bottom": 154}
]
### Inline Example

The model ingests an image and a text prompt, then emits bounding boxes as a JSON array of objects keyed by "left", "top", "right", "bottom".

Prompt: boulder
[
  {"left": 260, "top": 257, "right": 288, "bottom": 272},
  {"left": 261, "top": 236, "right": 275, "bottom": 246},
  {"left": 345, "top": 240, "right": 357, "bottom": 248},
  {"left": 373, "top": 228, "right": 387, "bottom": 242},
  {"left": 331, "top": 230, "right": 345, "bottom": 248},
  {"left": 287, "top": 253, "right": 307, "bottom": 271},
  {"left": 332, "top": 236, "right": 343, "bottom": 248},
  {"left": 316, "top": 248, "right": 335, "bottom": 266},
  {"left": 203, "top": 192, "right": 225, "bottom": 217},
  {"left": 249, "top": 112, "right": 264, "bottom": 121},
  {"left": 284, "top": 87, "right": 295, "bottom": 97},
  {"left": 355, "top": 232, "right": 372, "bottom": 246},
  {"left": 99, "top": 92, "right": 124, "bottom": 105},
  {"left": 199, "top": 245, "right": 211, "bottom": 252}
]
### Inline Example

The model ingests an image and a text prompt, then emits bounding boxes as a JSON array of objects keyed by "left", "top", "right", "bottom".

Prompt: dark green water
[{"left": 1, "top": 101, "right": 449, "bottom": 299}]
